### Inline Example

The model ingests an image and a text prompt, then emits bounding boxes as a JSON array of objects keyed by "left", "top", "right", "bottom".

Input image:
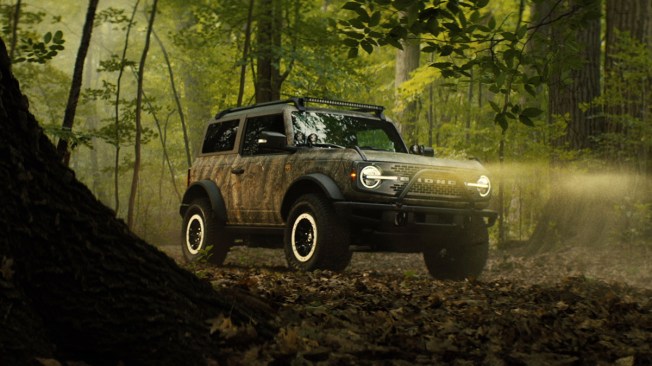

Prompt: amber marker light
[{"left": 350, "top": 169, "right": 357, "bottom": 182}]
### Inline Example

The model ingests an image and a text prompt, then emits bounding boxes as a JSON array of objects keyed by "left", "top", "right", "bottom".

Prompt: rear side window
[{"left": 202, "top": 120, "right": 239, "bottom": 153}]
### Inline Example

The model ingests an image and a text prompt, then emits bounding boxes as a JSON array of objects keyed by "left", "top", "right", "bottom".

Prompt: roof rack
[{"left": 214, "top": 97, "right": 385, "bottom": 119}]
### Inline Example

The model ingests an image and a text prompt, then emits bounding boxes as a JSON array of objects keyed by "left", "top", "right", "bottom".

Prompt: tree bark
[
  {"left": 544, "top": 0, "right": 602, "bottom": 150},
  {"left": 394, "top": 6, "right": 420, "bottom": 145},
  {"left": 56, "top": 0, "right": 99, "bottom": 166},
  {"left": 0, "top": 36, "right": 273, "bottom": 364},
  {"left": 604, "top": 0, "right": 652, "bottom": 171},
  {"left": 128, "top": 0, "right": 158, "bottom": 229},
  {"left": 8, "top": 0, "right": 21, "bottom": 61},
  {"left": 113, "top": 0, "right": 141, "bottom": 213},
  {"left": 255, "top": 0, "right": 283, "bottom": 102},
  {"left": 238, "top": 0, "right": 255, "bottom": 106}
]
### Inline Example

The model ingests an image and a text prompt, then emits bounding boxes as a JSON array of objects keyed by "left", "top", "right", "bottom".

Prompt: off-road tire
[
  {"left": 181, "top": 198, "right": 230, "bottom": 264},
  {"left": 423, "top": 216, "right": 489, "bottom": 280},
  {"left": 284, "top": 194, "right": 352, "bottom": 271}
]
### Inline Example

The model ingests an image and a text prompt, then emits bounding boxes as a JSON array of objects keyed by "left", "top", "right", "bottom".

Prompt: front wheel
[
  {"left": 181, "top": 198, "right": 230, "bottom": 264},
  {"left": 423, "top": 216, "right": 489, "bottom": 280},
  {"left": 284, "top": 194, "right": 351, "bottom": 271}
]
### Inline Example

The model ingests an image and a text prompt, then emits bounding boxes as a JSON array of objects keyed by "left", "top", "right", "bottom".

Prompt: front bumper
[{"left": 333, "top": 201, "right": 498, "bottom": 229}]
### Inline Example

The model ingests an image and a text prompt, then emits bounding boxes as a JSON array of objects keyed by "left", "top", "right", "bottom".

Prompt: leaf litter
[{"left": 175, "top": 246, "right": 652, "bottom": 365}]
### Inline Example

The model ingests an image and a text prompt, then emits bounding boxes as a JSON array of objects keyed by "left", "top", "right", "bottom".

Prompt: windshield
[{"left": 291, "top": 111, "right": 407, "bottom": 153}]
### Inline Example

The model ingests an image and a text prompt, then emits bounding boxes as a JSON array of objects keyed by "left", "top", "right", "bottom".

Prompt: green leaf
[
  {"left": 488, "top": 16, "right": 496, "bottom": 30},
  {"left": 342, "top": 1, "right": 362, "bottom": 11},
  {"left": 439, "top": 45, "right": 454, "bottom": 56},
  {"left": 519, "top": 114, "right": 534, "bottom": 127},
  {"left": 343, "top": 38, "right": 359, "bottom": 47},
  {"left": 369, "top": 11, "right": 381, "bottom": 27},
  {"left": 361, "top": 40, "right": 373, "bottom": 54},
  {"left": 525, "top": 84, "right": 537, "bottom": 97},
  {"left": 348, "top": 47, "right": 359, "bottom": 58},
  {"left": 489, "top": 101, "right": 501, "bottom": 113},
  {"left": 501, "top": 32, "right": 516, "bottom": 42},
  {"left": 521, "top": 107, "right": 543, "bottom": 117},
  {"left": 53, "top": 30, "right": 63, "bottom": 42},
  {"left": 431, "top": 62, "right": 453, "bottom": 69}
]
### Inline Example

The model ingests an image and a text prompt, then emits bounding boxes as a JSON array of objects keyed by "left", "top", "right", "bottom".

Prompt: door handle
[{"left": 231, "top": 168, "right": 245, "bottom": 175}]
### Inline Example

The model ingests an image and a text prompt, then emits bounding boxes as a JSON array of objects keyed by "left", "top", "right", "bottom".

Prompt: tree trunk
[
  {"left": 8, "top": 0, "right": 21, "bottom": 61},
  {"left": 0, "top": 36, "right": 274, "bottom": 364},
  {"left": 545, "top": 0, "right": 602, "bottom": 150},
  {"left": 128, "top": 0, "right": 158, "bottom": 229},
  {"left": 604, "top": 0, "right": 652, "bottom": 171},
  {"left": 238, "top": 0, "right": 255, "bottom": 106},
  {"left": 255, "top": 0, "right": 283, "bottom": 103},
  {"left": 394, "top": 6, "right": 420, "bottom": 145},
  {"left": 55, "top": 0, "right": 99, "bottom": 166},
  {"left": 153, "top": 30, "right": 192, "bottom": 168},
  {"left": 113, "top": 0, "right": 141, "bottom": 213}
]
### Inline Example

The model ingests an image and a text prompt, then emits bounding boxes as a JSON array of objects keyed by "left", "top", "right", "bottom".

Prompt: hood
[{"left": 360, "top": 150, "right": 487, "bottom": 172}]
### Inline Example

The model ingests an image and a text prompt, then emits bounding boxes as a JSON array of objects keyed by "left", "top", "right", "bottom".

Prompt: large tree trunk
[
  {"left": 604, "top": 0, "right": 652, "bottom": 171},
  {"left": 544, "top": 0, "right": 602, "bottom": 150},
  {"left": 0, "top": 37, "right": 273, "bottom": 364},
  {"left": 394, "top": 5, "right": 420, "bottom": 145},
  {"left": 255, "top": 0, "right": 283, "bottom": 103}
]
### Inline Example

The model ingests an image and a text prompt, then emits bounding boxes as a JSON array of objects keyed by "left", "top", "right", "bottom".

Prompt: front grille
[{"left": 388, "top": 165, "right": 466, "bottom": 199}]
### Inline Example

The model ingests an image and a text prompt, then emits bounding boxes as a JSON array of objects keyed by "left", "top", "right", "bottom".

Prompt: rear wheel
[
  {"left": 284, "top": 194, "right": 351, "bottom": 271},
  {"left": 423, "top": 216, "right": 489, "bottom": 280},
  {"left": 181, "top": 198, "right": 230, "bottom": 264}
]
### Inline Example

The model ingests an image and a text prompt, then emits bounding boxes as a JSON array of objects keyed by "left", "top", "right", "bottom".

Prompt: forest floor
[{"left": 159, "top": 244, "right": 652, "bottom": 365}]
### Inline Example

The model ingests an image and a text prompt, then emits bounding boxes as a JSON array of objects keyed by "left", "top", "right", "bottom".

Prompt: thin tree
[
  {"left": 8, "top": 0, "right": 21, "bottom": 60},
  {"left": 153, "top": 30, "right": 191, "bottom": 167},
  {"left": 127, "top": 0, "right": 158, "bottom": 229},
  {"left": 113, "top": 0, "right": 141, "bottom": 213},
  {"left": 55, "top": 0, "right": 99, "bottom": 166},
  {"left": 237, "top": 0, "right": 255, "bottom": 107}
]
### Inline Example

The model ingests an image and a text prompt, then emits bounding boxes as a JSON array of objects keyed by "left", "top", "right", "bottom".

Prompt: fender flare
[
  {"left": 179, "top": 180, "right": 227, "bottom": 222},
  {"left": 281, "top": 173, "right": 345, "bottom": 219}
]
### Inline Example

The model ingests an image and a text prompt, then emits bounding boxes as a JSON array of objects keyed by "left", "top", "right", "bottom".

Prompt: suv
[{"left": 180, "top": 98, "right": 497, "bottom": 279}]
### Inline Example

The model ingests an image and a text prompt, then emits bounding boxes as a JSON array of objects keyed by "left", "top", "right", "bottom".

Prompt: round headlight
[
  {"left": 360, "top": 165, "right": 382, "bottom": 189},
  {"left": 476, "top": 175, "right": 491, "bottom": 197}
]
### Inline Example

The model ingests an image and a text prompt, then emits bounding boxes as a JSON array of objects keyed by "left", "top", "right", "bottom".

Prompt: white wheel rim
[
  {"left": 186, "top": 214, "right": 204, "bottom": 255},
  {"left": 291, "top": 213, "right": 317, "bottom": 262}
]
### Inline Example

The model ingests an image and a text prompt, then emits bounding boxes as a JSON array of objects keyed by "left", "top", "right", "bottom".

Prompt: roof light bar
[
  {"left": 214, "top": 97, "right": 386, "bottom": 120},
  {"left": 300, "top": 97, "right": 385, "bottom": 112}
]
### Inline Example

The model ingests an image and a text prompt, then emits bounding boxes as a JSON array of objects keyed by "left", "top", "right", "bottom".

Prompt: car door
[{"left": 228, "top": 113, "right": 290, "bottom": 226}]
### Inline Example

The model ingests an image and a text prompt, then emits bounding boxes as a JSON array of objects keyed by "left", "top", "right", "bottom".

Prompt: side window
[
  {"left": 242, "top": 114, "right": 286, "bottom": 156},
  {"left": 202, "top": 120, "right": 239, "bottom": 154}
]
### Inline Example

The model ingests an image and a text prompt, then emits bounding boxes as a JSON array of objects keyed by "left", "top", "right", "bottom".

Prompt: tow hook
[{"left": 394, "top": 212, "right": 408, "bottom": 227}]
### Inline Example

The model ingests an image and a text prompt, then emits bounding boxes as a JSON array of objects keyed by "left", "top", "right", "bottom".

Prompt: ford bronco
[{"left": 179, "top": 97, "right": 497, "bottom": 279}]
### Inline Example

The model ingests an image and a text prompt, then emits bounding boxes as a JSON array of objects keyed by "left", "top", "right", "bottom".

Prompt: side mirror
[
  {"left": 257, "top": 131, "right": 288, "bottom": 150},
  {"left": 410, "top": 144, "right": 435, "bottom": 157}
]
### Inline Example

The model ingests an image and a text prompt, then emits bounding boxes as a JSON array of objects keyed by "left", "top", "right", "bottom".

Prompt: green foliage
[
  {"left": 13, "top": 30, "right": 65, "bottom": 63},
  {"left": 0, "top": 3, "right": 65, "bottom": 63},
  {"left": 591, "top": 31, "right": 652, "bottom": 172},
  {"left": 339, "top": 0, "right": 599, "bottom": 132}
]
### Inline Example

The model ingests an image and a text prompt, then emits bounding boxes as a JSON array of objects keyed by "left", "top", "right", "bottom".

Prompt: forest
[{"left": 0, "top": 0, "right": 651, "bottom": 364}]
